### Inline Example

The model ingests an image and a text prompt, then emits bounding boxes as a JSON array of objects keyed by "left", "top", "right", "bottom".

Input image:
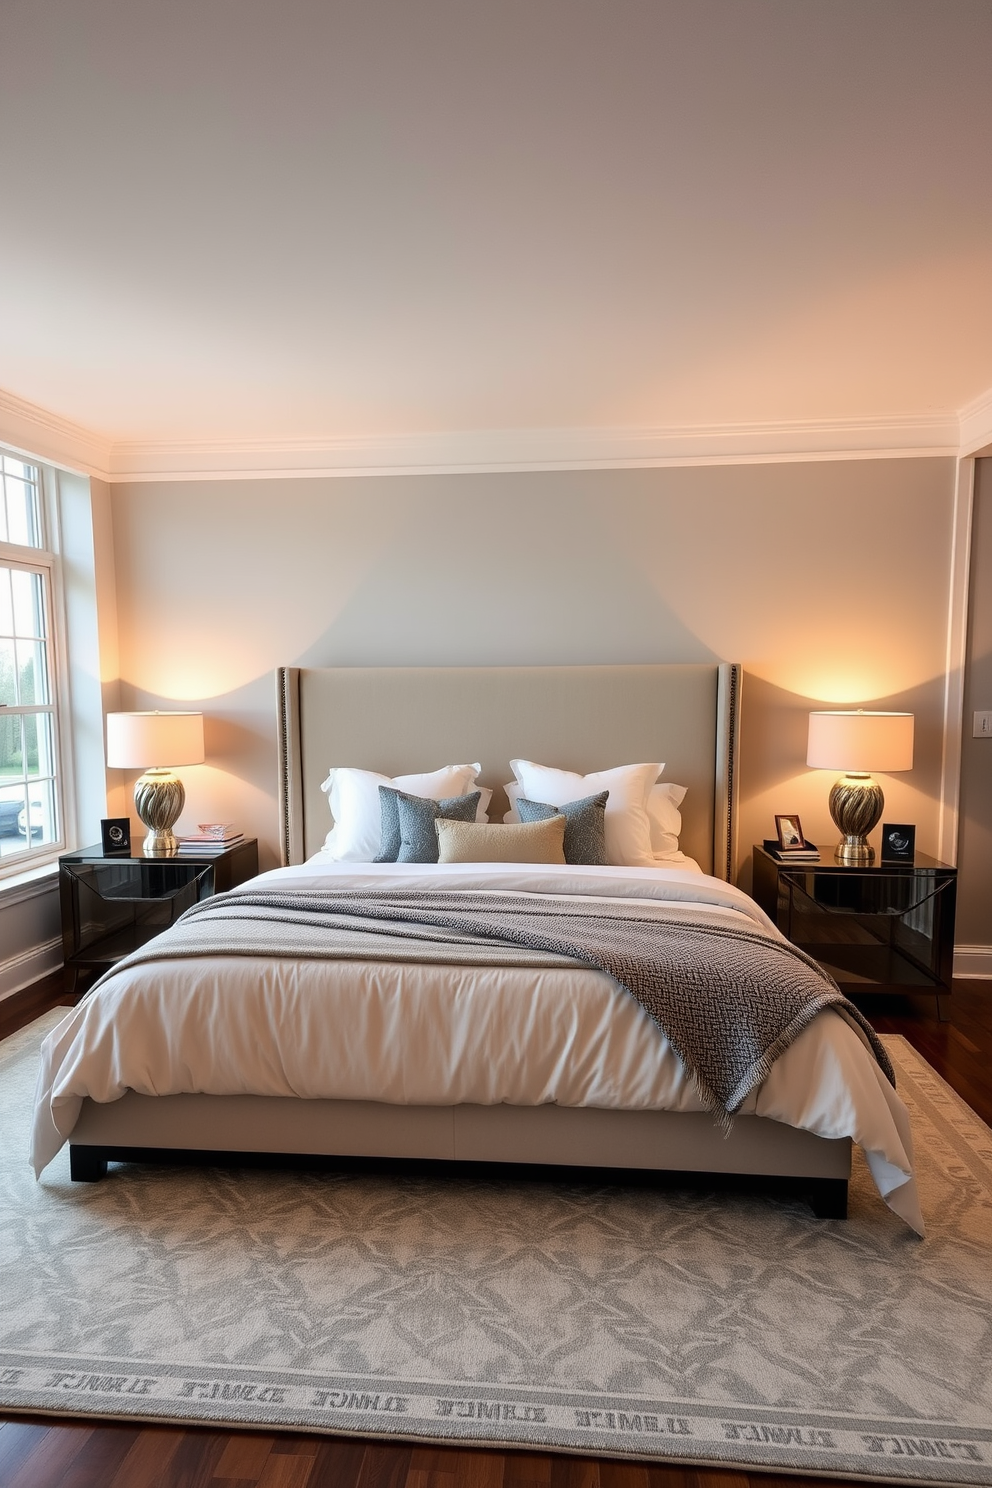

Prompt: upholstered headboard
[{"left": 276, "top": 663, "right": 741, "bottom": 879}]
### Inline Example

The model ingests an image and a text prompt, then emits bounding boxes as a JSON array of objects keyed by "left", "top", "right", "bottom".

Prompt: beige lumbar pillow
[{"left": 436, "top": 815, "right": 566, "bottom": 864}]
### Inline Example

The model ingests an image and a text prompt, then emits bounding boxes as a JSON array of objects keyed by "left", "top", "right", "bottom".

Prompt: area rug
[{"left": 2, "top": 1013, "right": 991, "bottom": 1484}]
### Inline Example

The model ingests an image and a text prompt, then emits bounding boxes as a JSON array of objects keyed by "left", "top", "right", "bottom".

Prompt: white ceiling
[{"left": 2, "top": 0, "right": 992, "bottom": 466}]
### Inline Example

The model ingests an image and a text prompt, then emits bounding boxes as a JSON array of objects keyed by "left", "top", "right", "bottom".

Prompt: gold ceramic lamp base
[
  {"left": 829, "top": 772, "right": 884, "bottom": 865},
  {"left": 134, "top": 768, "right": 186, "bottom": 856}
]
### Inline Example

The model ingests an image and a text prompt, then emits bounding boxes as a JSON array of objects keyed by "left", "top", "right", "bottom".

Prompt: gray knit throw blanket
[{"left": 113, "top": 888, "right": 895, "bottom": 1124}]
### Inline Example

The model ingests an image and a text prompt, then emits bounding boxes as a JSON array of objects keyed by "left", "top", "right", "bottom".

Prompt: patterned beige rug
[{"left": 2, "top": 1011, "right": 991, "bottom": 1483}]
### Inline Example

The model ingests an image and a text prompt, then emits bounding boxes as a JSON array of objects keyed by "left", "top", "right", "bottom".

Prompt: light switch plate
[{"left": 974, "top": 711, "right": 992, "bottom": 737}]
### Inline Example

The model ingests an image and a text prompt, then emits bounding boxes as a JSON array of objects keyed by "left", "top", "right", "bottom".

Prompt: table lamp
[
  {"left": 106, "top": 711, "right": 205, "bottom": 856},
  {"left": 806, "top": 710, "right": 914, "bottom": 865}
]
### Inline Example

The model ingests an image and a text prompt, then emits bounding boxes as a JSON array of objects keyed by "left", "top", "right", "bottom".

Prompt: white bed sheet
[{"left": 32, "top": 859, "right": 923, "bottom": 1233}]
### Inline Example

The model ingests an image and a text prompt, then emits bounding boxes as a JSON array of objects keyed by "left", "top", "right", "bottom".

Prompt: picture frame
[
  {"left": 100, "top": 816, "right": 131, "bottom": 855},
  {"left": 880, "top": 823, "right": 915, "bottom": 863},
  {"left": 775, "top": 813, "right": 806, "bottom": 850}
]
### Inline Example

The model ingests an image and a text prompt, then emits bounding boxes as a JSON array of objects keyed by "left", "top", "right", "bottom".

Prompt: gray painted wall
[
  {"left": 958, "top": 458, "right": 992, "bottom": 948},
  {"left": 109, "top": 457, "right": 955, "bottom": 896}
]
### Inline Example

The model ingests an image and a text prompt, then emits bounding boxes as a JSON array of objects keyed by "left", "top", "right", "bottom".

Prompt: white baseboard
[
  {"left": 0, "top": 937, "right": 62, "bottom": 1001},
  {"left": 953, "top": 945, "right": 992, "bottom": 980}
]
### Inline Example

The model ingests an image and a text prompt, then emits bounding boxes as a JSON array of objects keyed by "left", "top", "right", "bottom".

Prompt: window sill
[{"left": 0, "top": 859, "right": 60, "bottom": 907}]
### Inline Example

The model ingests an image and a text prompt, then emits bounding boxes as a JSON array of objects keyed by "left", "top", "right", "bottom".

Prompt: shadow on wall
[
  {"left": 296, "top": 484, "right": 719, "bottom": 669},
  {"left": 116, "top": 489, "right": 723, "bottom": 862}
]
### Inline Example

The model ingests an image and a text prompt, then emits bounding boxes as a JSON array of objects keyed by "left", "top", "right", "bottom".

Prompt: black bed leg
[
  {"left": 807, "top": 1178, "right": 848, "bottom": 1219},
  {"left": 70, "top": 1146, "right": 108, "bottom": 1182}
]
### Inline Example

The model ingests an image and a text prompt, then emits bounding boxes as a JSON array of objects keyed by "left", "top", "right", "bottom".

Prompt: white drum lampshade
[
  {"left": 807, "top": 710, "right": 914, "bottom": 864},
  {"left": 106, "top": 711, "right": 205, "bottom": 856}
]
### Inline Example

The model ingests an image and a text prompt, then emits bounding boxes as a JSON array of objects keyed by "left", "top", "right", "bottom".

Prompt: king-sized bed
[{"left": 32, "top": 663, "right": 922, "bottom": 1233}]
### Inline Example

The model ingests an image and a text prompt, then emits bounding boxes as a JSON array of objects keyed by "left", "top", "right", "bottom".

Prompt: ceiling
[{"left": 2, "top": 0, "right": 992, "bottom": 469}]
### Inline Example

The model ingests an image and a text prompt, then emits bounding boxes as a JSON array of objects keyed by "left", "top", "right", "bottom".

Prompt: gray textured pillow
[
  {"left": 436, "top": 816, "right": 567, "bottom": 864},
  {"left": 374, "top": 785, "right": 404, "bottom": 862},
  {"left": 394, "top": 789, "right": 481, "bottom": 864},
  {"left": 516, "top": 791, "right": 609, "bottom": 865}
]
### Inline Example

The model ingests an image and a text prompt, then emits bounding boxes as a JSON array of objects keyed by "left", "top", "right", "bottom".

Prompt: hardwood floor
[
  {"left": 2, "top": 973, "right": 990, "bottom": 1488},
  {"left": 854, "top": 983, "right": 992, "bottom": 1127},
  {"left": 0, "top": 1420, "right": 860, "bottom": 1488}
]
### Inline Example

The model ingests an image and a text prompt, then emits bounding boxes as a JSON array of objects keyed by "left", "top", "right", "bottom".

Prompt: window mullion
[{"left": 0, "top": 453, "right": 67, "bottom": 871}]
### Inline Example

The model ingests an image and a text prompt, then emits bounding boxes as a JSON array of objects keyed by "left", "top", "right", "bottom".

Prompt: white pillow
[
  {"left": 508, "top": 760, "right": 663, "bottom": 867},
  {"left": 502, "top": 780, "right": 522, "bottom": 823},
  {"left": 648, "top": 782, "right": 687, "bottom": 858},
  {"left": 321, "top": 763, "right": 482, "bottom": 860}
]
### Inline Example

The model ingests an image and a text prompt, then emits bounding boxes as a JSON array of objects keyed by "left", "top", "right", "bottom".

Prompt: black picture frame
[
  {"left": 880, "top": 822, "right": 915, "bottom": 863},
  {"left": 775, "top": 813, "right": 806, "bottom": 849},
  {"left": 100, "top": 816, "right": 131, "bottom": 855}
]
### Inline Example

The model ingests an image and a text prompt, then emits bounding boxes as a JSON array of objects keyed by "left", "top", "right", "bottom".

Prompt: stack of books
[
  {"left": 762, "top": 838, "right": 820, "bottom": 863},
  {"left": 178, "top": 824, "right": 244, "bottom": 854}
]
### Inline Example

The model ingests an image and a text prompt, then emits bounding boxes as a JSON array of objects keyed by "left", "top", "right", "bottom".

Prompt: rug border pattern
[{"left": 3, "top": 1348, "right": 992, "bottom": 1484}]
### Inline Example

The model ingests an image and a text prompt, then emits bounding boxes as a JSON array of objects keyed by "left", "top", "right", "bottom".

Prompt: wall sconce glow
[
  {"left": 106, "top": 711, "right": 205, "bottom": 857},
  {"left": 807, "top": 710, "right": 914, "bottom": 865}
]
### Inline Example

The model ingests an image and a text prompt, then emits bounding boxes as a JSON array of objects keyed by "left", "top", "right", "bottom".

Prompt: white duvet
[{"left": 32, "top": 858, "right": 923, "bottom": 1233}]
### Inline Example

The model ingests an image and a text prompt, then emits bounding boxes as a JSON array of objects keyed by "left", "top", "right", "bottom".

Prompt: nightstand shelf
[
  {"left": 59, "top": 839, "right": 259, "bottom": 995},
  {"left": 751, "top": 845, "right": 957, "bottom": 1017}
]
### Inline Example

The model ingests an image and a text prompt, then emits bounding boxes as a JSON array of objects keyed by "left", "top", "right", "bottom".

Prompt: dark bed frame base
[{"left": 68, "top": 1144, "right": 849, "bottom": 1219}]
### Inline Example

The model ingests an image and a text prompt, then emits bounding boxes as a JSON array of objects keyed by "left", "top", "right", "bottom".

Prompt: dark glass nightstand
[
  {"left": 751, "top": 844, "right": 957, "bottom": 1018},
  {"left": 59, "top": 838, "right": 259, "bottom": 995}
]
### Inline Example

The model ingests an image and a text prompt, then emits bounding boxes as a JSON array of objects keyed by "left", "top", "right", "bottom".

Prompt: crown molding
[
  {"left": 959, "top": 384, "right": 992, "bottom": 457},
  {"left": 106, "top": 413, "right": 960, "bottom": 482},
  {"left": 0, "top": 386, "right": 967, "bottom": 482},
  {"left": 0, "top": 388, "right": 112, "bottom": 480}
]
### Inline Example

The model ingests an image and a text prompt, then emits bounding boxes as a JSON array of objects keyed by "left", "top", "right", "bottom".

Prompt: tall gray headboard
[{"left": 276, "top": 663, "right": 741, "bottom": 879}]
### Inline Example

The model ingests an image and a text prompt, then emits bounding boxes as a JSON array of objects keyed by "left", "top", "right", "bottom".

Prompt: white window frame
[{"left": 0, "top": 455, "right": 73, "bottom": 878}]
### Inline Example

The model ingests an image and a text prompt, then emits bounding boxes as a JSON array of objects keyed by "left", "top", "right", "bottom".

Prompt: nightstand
[
  {"left": 751, "top": 844, "right": 957, "bottom": 1017},
  {"left": 59, "top": 838, "right": 259, "bottom": 996}
]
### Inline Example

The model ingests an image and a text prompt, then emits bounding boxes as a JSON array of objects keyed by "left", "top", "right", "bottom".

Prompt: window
[{"left": 0, "top": 452, "right": 65, "bottom": 869}]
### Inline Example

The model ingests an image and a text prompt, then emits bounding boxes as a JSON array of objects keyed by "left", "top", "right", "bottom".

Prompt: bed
[{"left": 32, "top": 663, "right": 922, "bottom": 1233}]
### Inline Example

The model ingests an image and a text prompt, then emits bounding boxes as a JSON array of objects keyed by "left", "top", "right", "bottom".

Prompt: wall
[
  {"left": 89, "top": 477, "right": 124, "bottom": 793},
  {"left": 109, "top": 456, "right": 955, "bottom": 888},
  {"left": 957, "top": 457, "right": 992, "bottom": 960}
]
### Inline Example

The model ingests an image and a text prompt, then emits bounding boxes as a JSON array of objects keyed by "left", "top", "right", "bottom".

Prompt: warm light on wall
[{"left": 798, "top": 670, "right": 906, "bottom": 706}]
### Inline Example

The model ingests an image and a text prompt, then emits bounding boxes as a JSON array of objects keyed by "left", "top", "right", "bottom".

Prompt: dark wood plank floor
[{"left": 2, "top": 972, "right": 990, "bottom": 1488}]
